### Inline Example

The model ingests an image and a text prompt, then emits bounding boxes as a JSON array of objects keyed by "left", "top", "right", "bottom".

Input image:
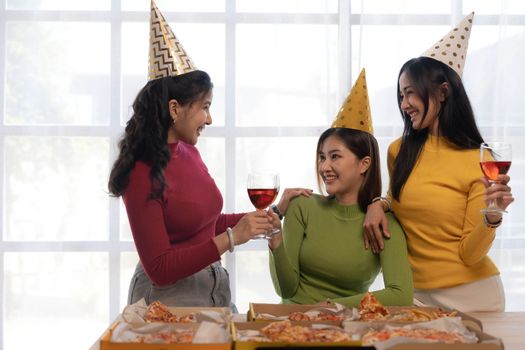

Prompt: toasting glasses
[
  {"left": 247, "top": 172, "right": 280, "bottom": 239},
  {"left": 479, "top": 142, "right": 512, "bottom": 214}
]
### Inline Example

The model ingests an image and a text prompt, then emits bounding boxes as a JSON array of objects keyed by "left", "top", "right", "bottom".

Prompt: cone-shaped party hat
[
  {"left": 331, "top": 68, "right": 373, "bottom": 134},
  {"left": 421, "top": 12, "right": 474, "bottom": 77},
  {"left": 148, "top": 0, "right": 197, "bottom": 80}
]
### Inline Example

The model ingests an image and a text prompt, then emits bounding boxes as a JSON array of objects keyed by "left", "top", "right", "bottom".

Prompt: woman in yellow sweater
[{"left": 364, "top": 14, "right": 514, "bottom": 312}]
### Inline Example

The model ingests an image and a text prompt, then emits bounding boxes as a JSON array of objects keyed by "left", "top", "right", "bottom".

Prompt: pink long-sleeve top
[{"left": 123, "top": 141, "right": 244, "bottom": 286}]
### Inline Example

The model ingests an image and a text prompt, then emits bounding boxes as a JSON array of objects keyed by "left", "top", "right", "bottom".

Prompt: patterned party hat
[
  {"left": 148, "top": 0, "right": 197, "bottom": 81},
  {"left": 421, "top": 12, "right": 474, "bottom": 77},
  {"left": 331, "top": 68, "right": 373, "bottom": 134}
]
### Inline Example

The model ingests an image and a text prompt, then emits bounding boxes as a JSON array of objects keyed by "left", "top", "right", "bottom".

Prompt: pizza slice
[
  {"left": 358, "top": 292, "right": 389, "bottom": 320},
  {"left": 143, "top": 300, "right": 179, "bottom": 323}
]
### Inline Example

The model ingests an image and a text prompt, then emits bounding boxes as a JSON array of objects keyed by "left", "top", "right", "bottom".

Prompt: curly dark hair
[
  {"left": 108, "top": 70, "right": 213, "bottom": 199},
  {"left": 391, "top": 57, "right": 483, "bottom": 201},
  {"left": 316, "top": 128, "right": 382, "bottom": 212}
]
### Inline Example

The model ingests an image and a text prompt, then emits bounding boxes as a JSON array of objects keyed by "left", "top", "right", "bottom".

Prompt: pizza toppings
[
  {"left": 143, "top": 300, "right": 196, "bottom": 323},
  {"left": 362, "top": 327, "right": 467, "bottom": 345},
  {"left": 134, "top": 329, "right": 194, "bottom": 344},
  {"left": 241, "top": 320, "right": 352, "bottom": 343},
  {"left": 287, "top": 311, "right": 345, "bottom": 322},
  {"left": 358, "top": 292, "right": 389, "bottom": 320},
  {"left": 357, "top": 292, "right": 457, "bottom": 322}
]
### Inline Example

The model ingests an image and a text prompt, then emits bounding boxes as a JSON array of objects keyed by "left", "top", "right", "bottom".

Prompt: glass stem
[{"left": 487, "top": 180, "right": 498, "bottom": 209}]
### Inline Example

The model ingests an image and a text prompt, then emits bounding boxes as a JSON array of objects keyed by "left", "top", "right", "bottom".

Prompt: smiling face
[
  {"left": 398, "top": 71, "right": 443, "bottom": 135},
  {"left": 317, "top": 135, "right": 371, "bottom": 205},
  {"left": 168, "top": 90, "right": 213, "bottom": 145}
]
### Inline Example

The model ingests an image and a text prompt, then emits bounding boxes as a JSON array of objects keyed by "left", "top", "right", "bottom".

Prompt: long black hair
[
  {"left": 391, "top": 57, "right": 484, "bottom": 201},
  {"left": 316, "top": 128, "right": 382, "bottom": 212},
  {"left": 108, "top": 70, "right": 213, "bottom": 199}
]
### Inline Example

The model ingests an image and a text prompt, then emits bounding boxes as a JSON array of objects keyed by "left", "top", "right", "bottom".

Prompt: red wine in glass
[
  {"left": 247, "top": 172, "right": 280, "bottom": 239},
  {"left": 248, "top": 188, "right": 279, "bottom": 210},
  {"left": 480, "top": 161, "right": 511, "bottom": 182},
  {"left": 479, "top": 142, "right": 512, "bottom": 214}
]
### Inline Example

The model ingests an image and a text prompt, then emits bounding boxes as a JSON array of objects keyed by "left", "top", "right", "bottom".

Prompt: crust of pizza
[{"left": 362, "top": 327, "right": 466, "bottom": 345}]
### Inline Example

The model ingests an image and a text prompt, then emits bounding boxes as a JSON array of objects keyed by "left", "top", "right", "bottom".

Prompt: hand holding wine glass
[
  {"left": 247, "top": 172, "right": 280, "bottom": 239},
  {"left": 479, "top": 142, "right": 512, "bottom": 214}
]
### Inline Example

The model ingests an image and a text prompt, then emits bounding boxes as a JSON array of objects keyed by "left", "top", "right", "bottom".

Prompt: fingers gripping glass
[
  {"left": 247, "top": 172, "right": 280, "bottom": 239},
  {"left": 479, "top": 142, "right": 512, "bottom": 214}
]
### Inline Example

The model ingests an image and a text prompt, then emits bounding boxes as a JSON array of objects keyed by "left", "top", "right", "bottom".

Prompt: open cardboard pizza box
[
  {"left": 344, "top": 319, "right": 503, "bottom": 350},
  {"left": 367, "top": 306, "right": 483, "bottom": 332},
  {"left": 120, "top": 299, "right": 233, "bottom": 326},
  {"left": 232, "top": 321, "right": 362, "bottom": 350},
  {"left": 384, "top": 326, "right": 503, "bottom": 350},
  {"left": 232, "top": 321, "right": 503, "bottom": 350},
  {"left": 248, "top": 303, "right": 482, "bottom": 332},
  {"left": 99, "top": 320, "right": 232, "bottom": 350}
]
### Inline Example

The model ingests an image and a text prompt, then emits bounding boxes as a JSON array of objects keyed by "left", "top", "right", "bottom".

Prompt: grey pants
[{"left": 127, "top": 261, "right": 233, "bottom": 308}]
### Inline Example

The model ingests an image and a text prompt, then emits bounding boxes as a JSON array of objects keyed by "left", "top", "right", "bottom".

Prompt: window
[{"left": 1, "top": 1, "right": 524, "bottom": 349}]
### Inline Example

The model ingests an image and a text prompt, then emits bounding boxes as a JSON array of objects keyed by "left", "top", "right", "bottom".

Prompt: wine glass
[
  {"left": 247, "top": 172, "right": 280, "bottom": 239},
  {"left": 479, "top": 142, "right": 512, "bottom": 214}
]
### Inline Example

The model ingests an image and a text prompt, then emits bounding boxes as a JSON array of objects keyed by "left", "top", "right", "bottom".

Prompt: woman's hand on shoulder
[
  {"left": 363, "top": 201, "right": 390, "bottom": 254},
  {"left": 275, "top": 188, "right": 313, "bottom": 217},
  {"left": 481, "top": 174, "right": 515, "bottom": 212}
]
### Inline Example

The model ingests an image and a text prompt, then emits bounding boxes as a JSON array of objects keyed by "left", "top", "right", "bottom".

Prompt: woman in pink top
[{"left": 108, "top": 71, "right": 309, "bottom": 308}]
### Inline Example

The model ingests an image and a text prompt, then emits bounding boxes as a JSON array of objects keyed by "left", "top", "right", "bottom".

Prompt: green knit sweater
[{"left": 269, "top": 194, "right": 413, "bottom": 307}]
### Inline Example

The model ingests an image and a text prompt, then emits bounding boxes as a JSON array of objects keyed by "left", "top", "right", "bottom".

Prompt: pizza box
[
  {"left": 247, "top": 303, "right": 483, "bottom": 333},
  {"left": 122, "top": 301, "right": 233, "bottom": 326},
  {"left": 384, "top": 327, "right": 504, "bottom": 350},
  {"left": 356, "top": 306, "right": 483, "bottom": 333},
  {"left": 349, "top": 322, "right": 503, "bottom": 350},
  {"left": 232, "top": 321, "right": 362, "bottom": 350},
  {"left": 247, "top": 303, "right": 346, "bottom": 325},
  {"left": 99, "top": 320, "right": 231, "bottom": 350}
]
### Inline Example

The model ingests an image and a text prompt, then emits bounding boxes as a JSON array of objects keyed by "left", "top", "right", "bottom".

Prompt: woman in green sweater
[{"left": 268, "top": 69, "right": 413, "bottom": 308}]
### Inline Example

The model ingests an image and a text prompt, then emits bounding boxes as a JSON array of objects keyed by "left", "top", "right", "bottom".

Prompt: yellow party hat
[
  {"left": 421, "top": 12, "right": 474, "bottom": 77},
  {"left": 149, "top": 0, "right": 197, "bottom": 81},
  {"left": 331, "top": 68, "right": 373, "bottom": 134}
]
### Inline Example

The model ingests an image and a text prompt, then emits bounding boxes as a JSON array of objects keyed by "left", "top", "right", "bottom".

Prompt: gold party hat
[
  {"left": 331, "top": 68, "right": 373, "bottom": 134},
  {"left": 148, "top": 0, "right": 197, "bottom": 81},
  {"left": 421, "top": 12, "right": 474, "bottom": 77}
]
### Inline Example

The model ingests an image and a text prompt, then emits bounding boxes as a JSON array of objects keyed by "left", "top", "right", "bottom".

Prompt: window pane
[
  {"left": 120, "top": 199, "right": 133, "bottom": 241},
  {"left": 464, "top": 0, "right": 525, "bottom": 15},
  {"left": 352, "top": 0, "right": 450, "bottom": 14},
  {"left": 235, "top": 250, "right": 281, "bottom": 313},
  {"left": 5, "top": 137, "right": 109, "bottom": 241},
  {"left": 237, "top": 0, "right": 337, "bottom": 13},
  {"left": 121, "top": 23, "right": 225, "bottom": 126},
  {"left": 122, "top": 0, "right": 225, "bottom": 12},
  {"left": 120, "top": 252, "right": 140, "bottom": 310},
  {"left": 7, "top": 0, "right": 108, "bottom": 10},
  {"left": 5, "top": 22, "right": 110, "bottom": 125},
  {"left": 237, "top": 24, "right": 337, "bottom": 127},
  {"left": 4, "top": 253, "right": 108, "bottom": 350},
  {"left": 236, "top": 137, "right": 318, "bottom": 212},
  {"left": 352, "top": 25, "right": 447, "bottom": 128},
  {"left": 464, "top": 26, "right": 525, "bottom": 125}
]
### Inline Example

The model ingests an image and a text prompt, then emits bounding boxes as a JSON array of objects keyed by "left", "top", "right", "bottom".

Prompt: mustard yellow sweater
[{"left": 388, "top": 135, "right": 499, "bottom": 289}]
